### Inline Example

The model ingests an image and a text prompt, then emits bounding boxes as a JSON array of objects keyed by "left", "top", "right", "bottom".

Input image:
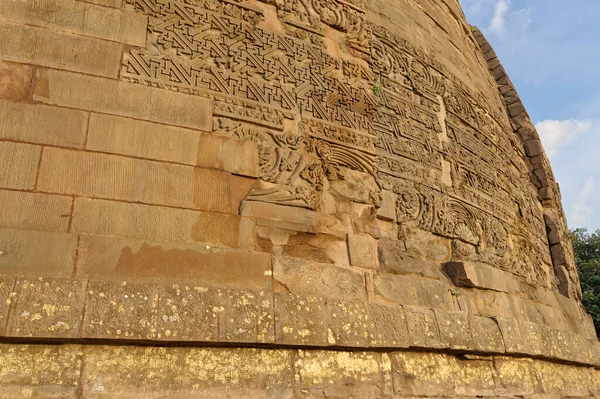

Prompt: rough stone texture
[
  {"left": 0, "top": 0, "right": 598, "bottom": 395},
  {"left": 7, "top": 278, "right": 86, "bottom": 338},
  {"left": 38, "top": 148, "right": 232, "bottom": 212},
  {"left": 0, "top": 190, "right": 72, "bottom": 232},
  {"left": 0, "top": 228, "right": 77, "bottom": 278},
  {"left": 0, "top": 142, "right": 40, "bottom": 190},
  {"left": 76, "top": 235, "right": 271, "bottom": 290},
  {"left": 0, "top": 99, "right": 87, "bottom": 147}
]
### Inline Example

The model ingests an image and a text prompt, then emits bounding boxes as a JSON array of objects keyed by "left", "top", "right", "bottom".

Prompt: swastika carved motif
[{"left": 121, "top": 0, "right": 573, "bottom": 292}]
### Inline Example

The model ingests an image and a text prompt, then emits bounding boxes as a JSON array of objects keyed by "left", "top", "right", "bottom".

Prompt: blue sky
[{"left": 461, "top": 0, "right": 600, "bottom": 231}]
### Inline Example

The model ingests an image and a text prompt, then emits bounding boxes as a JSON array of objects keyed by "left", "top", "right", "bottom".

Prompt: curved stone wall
[{"left": 0, "top": 0, "right": 597, "bottom": 397}]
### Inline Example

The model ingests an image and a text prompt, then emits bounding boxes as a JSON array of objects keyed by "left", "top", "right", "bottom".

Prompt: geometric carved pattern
[{"left": 122, "top": 0, "right": 557, "bottom": 289}]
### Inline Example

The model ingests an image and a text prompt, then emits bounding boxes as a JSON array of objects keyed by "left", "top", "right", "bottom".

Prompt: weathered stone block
[
  {"left": 34, "top": 69, "right": 213, "bottom": 130},
  {"left": 470, "top": 315, "right": 505, "bottom": 353},
  {"left": 0, "top": 228, "right": 77, "bottom": 278},
  {"left": 76, "top": 235, "right": 272, "bottom": 290},
  {"left": 241, "top": 201, "right": 338, "bottom": 234},
  {"left": 373, "top": 273, "right": 454, "bottom": 309},
  {"left": 6, "top": 278, "right": 86, "bottom": 338},
  {"left": 72, "top": 198, "right": 252, "bottom": 248},
  {"left": 376, "top": 190, "right": 396, "bottom": 221},
  {"left": 86, "top": 113, "right": 200, "bottom": 164},
  {"left": 444, "top": 260, "right": 522, "bottom": 293},
  {"left": 38, "top": 148, "right": 231, "bottom": 212},
  {"left": 493, "top": 357, "right": 537, "bottom": 395},
  {"left": 379, "top": 237, "right": 443, "bottom": 278},
  {"left": 0, "top": 276, "right": 15, "bottom": 333},
  {"left": 0, "top": 22, "right": 121, "bottom": 78},
  {"left": 366, "top": 302, "right": 410, "bottom": 348},
  {"left": 390, "top": 352, "right": 459, "bottom": 396},
  {"left": 197, "top": 133, "right": 260, "bottom": 177},
  {"left": 0, "top": 190, "right": 72, "bottom": 232},
  {"left": 231, "top": 175, "right": 257, "bottom": 215},
  {"left": 0, "top": 141, "right": 40, "bottom": 190},
  {"left": 83, "top": 281, "right": 157, "bottom": 340},
  {"left": 495, "top": 316, "right": 526, "bottom": 353},
  {"left": 274, "top": 293, "right": 328, "bottom": 346},
  {"left": 82, "top": 346, "right": 294, "bottom": 399},
  {"left": 295, "top": 350, "right": 389, "bottom": 398},
  {"left": 0, "top": 61, "right": 32, "bottom": 100},
  {"left": 0, "top": 99, "right": 87, "bottom": 147},
  {"left": 404, "top": 305, "right": 442, "bottom": 348},
  {"left": 0, "top": 0, "right": 146, "bottom": 46},
  {"left": 217, "top": 289, "right": 274, "bottom": 343},
  {"left": 273, "top": 256, "right": 367, "bottom": 301},
  {"left": 155, "top": 284, "right": 217, "bottom": 341},
  {"left": 434, "top": 309, "right": 473, "bottom": 350},
  {"left": 327, "top": 299, "right": 370, "bottom": 347},
  {"left": 518, "top": 320, "right": 546, "bottom": 356},
  {"left": 0, "top": 344, "right": 82, "bottom": 397},
  {"left": 347, "top": 233, "right": 378, "bottom": 269}
]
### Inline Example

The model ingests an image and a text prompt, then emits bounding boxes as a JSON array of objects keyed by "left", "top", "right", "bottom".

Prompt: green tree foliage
[{"left": 570, "top": 228, "right": 600, "bottom": 337}]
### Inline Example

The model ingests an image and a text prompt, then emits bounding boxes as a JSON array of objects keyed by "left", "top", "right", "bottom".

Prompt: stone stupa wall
[{"left": 0, "top": 0, "right": 598, "bottom": 397}]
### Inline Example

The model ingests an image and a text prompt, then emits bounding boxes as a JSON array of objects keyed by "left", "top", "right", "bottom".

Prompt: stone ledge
[
  {"left": 0, "top": 343, "right": 598, "bottom": 398},
  {"left": 0, "top": 276, "right": 597, "bottom": 368}
]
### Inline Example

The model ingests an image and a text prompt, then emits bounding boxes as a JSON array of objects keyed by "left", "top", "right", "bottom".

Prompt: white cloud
[
  {"left": 489, "top": 0, "right": 510, "bottom": 33},
  {"left": 570, "top": 177, "right": 595, "bottom": 227},
  {"left": 534, "top": 119, "right": 592, "bottom": 159}
]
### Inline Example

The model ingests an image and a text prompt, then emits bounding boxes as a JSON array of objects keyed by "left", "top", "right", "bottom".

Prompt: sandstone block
[
  {"left": 373, "top": 273, "right": 454, "bottom": 309},
  {"left": 72, "top": 198, "right": 251, "bottom": 248},
  {"left": 6, "top": 277, "right": 86, "bottom": 338},
  {"left": 81, "top": 346, "right": 294, "bottom": 399},
  {"left": 76, "top": 235, "right": 271, "bottom": 290},
  {"left": 83, "top": 280, "right": 157, "bottom": 340},
  {"left": 0, "top": 0, "right": 146, "bottom": 46},
  {"left": 274, "top": 293, "right": 328, "bottom": 346},
  {"left": 155, "top": 284, "right": 217, "bottom": 341},
  {"left": 0, "top": 99, "right": 87, "bottom": 147},
  {"left": 390, "top": 352, "right": 459, "bottom": 396},
  {"left": 0, "top": 141, "right": 40, "bottom": 189},
  {"left": 231, "top": 175, "right": 257, "bottom": 214},
  {"left": 404, "top": 305, "right": 442, "bottom": 348},
  {"left": 376, "top": 190, "right": 396, "bottom": 221},
  {"left": 38, "top": 148, "right": 231, "bottom": 212},
  {"left": 469, "top": 315, "right": 505, "bottom": 353},
  {"left": 241, "top": 201, "right": 338, "bottom": 234},
  {"left": 0, "top": 344, "right": 82, "bottom": 397},
  {"left": 456, "top": 359, "right": 497, "bottom": 396},
  {"left": 434, "top": 309, "right": 473, "bottom": 350},
  {"left": 0, "top": 190, "right": 72, "bottom": 232},
  {"left": 444, "top": 261, "right": 522, "bottom": 293},
  {"left": 0, "top": 277, "right": 15, "bottom": 333},
  {"left": 493, "top": 357, "right": 537, "bottom": 396},
  {"left": 366, "top": 302, "right": 410, "bottom": 348},
  {"left": 34, "top": 69, "right": 213, "bottom": 130},
  {"left": 0, "top": 61, "right": 32, "bottom": 100},
  {"left": 347, "top": 232, "right": 378, "bottom": 269},
  {"left": 403, "top": 226, "right": 452, "bottom": 262},
  {"left": 0, "top": 22, "right": 121, "bottom": 78},
  {"left": 378, "top": 237, "right": 443, "bottom": 278},
  {"left": 0, "top": 228, "right": 77, "bottom": 278},
  {"left": 83, "top": 0, "right": 122, "bottom": 8},
  {"left": 495, "top": 316, "right": 526, "bottom": 353},
  {"left": 197, "top": 133, "right": 260, "bottom": 177},
  {"left": 327, "top": 299, "right": 370, "bottom": 347},
  {"left": 86, "top": 113, "right": 200, "bottom": 164},
  {"left": 518, "top": 320, "right": 546, "bottom": 356},
  {"left": 218, "top": 289, "right": 274, "bottom": 344},
  {"left": 273, "top": 256, "right": 367, "bottom": 301},
  {"left": 295, "top": 350, "right": 388, "bottom": 398}
]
